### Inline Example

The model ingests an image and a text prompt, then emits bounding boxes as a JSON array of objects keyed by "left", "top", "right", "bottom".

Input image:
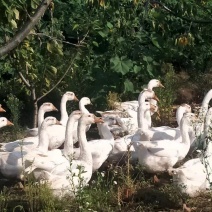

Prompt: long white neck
[
  {"left": 203, "top": 111, "right": 212, "bottom": 157},
  {"left": 37, "top": 124, "right": 50, "bottom": 154},
  {"left": 38, "top": 108, "right": 45, "bottom": 128},
  {"left": 60, "top": 95, "right": 68, "bottom": 126},
  {"left": 98, "top": 123, "right": 114, "bottom": 140},
  {"left": 176, "top": 107, "right": 186, "bottom": 127},
  {"left": 63, "top": 116, "right": 76, "bottom": 159},
  {"left": 138, "top": 91, "right": 146, "bottom": 104},
  {"left": 137, "top": 106, "right": 148, "bottom": 131},
  {"left": 199, "top": 89, "right": 212, "bottom": 120},
  {"left": 180, "top": 119, "right": 191, "bottom": 147},
  {"left": 77, "top": 121, "right": 92, "bottom": 165},
  {"left": 144, "top": 110, "right": 152, "bottom": 128},
  {"left": 79, "top": 102, "right": 89, "bottom": 114}
]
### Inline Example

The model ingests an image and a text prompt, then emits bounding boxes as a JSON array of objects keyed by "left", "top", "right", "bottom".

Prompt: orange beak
[
  {"left": 56, "top": 120, "right": 62, "bottom": 125},
  {"left": 153, "top": 94, "right": 159, "bottom": 102},
  {"left": 159, "top": 82, "right": 165, "bottom": 88},
  {"left": 7, "top": 120, "right": 14, "bottom": 126},
  {"left": 0, "top": 104, "right": 6, "bottom": 112},
  {"left": 53, "top": 106, "right": 58, "bottom": 111},
  {"left": 74, "top": 96, "right": 79, "bottom": 101},
  {"left": 150, "top": 104, "right": 156, "bottom": 112},
  {"left": 94, "top": 116, "right": 104, "bottom": 123}
]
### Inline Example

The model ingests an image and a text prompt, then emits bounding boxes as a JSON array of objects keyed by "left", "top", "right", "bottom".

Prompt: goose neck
[
  {"left": 137, "top": 106, "right": 148, "bottom": 130},
  {"left": 37, "top": 124, "right": 49, "bottom": 154},
  {"left": 60, "top": 95, "right": 68, "bottom": 126},
  {"left": 180, "top": 120, "right": 190, "bottom": 146},
  {"left": 63, "top": 116, "right": 76, "bottom": 159},
  {"left": 99, "top": 123, "right": 114, "bottom": 140},
  {"left": 38, "top": 109, "right": 45, "bottom": 128},
  {"left": 78, "top": 121, "right": 92, "bottom": 165},
  {"left": 79, "top": 102, "right": 89, "bottom": 114}
]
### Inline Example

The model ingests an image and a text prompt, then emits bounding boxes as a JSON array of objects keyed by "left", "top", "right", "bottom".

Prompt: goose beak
[
  {"left": 156, "top": 110, "right": 160, "bottom": 117},
  {"left": 56, "top": 120, "right": 62, "bottom": 125},
  {"left": 7, "top": 120, "right": 14, "bottom": 126},
  {"left": 74, "top": 96, "right": 79, "bottom": 101},
  {"left": 150, "top": 104, "right": 156, "bottom": 112},
  {"left": 0, "top": 105, "right": 6, "bottom": 112},
  {"left": 153, "top": 95, "right": 159, "bottom": 102},
  {"left": 53, "top": 106, "right": 58, "bottom": 111},
  {"left": 159, "top": 82, "right": 165, "bottom": 88},
  {"left": 94, "top": 116, "right": 104, "bottom": 123}
]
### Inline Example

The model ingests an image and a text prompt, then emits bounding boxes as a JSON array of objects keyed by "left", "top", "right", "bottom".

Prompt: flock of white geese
[{"left": 0, "top": 79, "right": 212, "bottom": 198}]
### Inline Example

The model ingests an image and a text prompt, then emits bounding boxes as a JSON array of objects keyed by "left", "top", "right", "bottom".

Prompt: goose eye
[{"left": 88, "top": 115, "right": 91, "bottom": 117}]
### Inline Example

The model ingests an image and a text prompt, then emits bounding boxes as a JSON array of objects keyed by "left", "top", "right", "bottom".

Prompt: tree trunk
[
  {"left": 0, "top": 0, "right": 52, "bottom": 57},
  {"left": 32, "top": 87, "right": 38, "bottom": 128}
]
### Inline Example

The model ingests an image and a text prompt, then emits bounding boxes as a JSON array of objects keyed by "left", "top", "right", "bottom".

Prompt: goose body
[
  {"left": 0, "top": 103, "right": 58, "bottom": 152},
  {"left": 169, "top": 107, "right": 212, "bottom": 197},
  {"left": 27, "top": 114, "right": 103, "bottom": 197},
  {"left": 0, "top": 117, "right": 61, "bottom": 179},
  {"left": 135, "top": 113, "right": 196, "bottom": 173}
]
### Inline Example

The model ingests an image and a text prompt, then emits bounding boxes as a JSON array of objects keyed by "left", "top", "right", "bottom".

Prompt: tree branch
[
  {"left": 31, "top": 32, "right": 86, "bottom": 47},
  {"left": 37, "top": 54, "right": 77, "bottom": 102},
  {"left": 18, "top": 71, "right": 31, "bottom": 88},
  {"left": 36, "top": 31, "right": 89, "bottom": 101},
  {"left": 0, "top": 0, "right": 52, "bottom": 57},
  {"left": 150, "top": 1, "right": 212, "bottom": 24}
]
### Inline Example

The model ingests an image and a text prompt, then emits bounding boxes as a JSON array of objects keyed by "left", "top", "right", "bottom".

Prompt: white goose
[
  {"left": 0, "top": 117, "right": 61, "bottom": 179},
  {"left": 26, "top": 91, "right": 78, "bottom": 137},
  {"left": 72, "top": 97, "right": 92, "bottom": 144},
  {"left": 148, "top": 104, "right": 192, "bottom": 141},
  {"left": 113, "top": 79, "right": 164, "bottom": 112},
  {"left": 0, "top": 117, "right": 13, "bottom": 128},
  {"left": 28, "top": 114, "right": 103, "bottom": 198},
  {"left": 169, "top": 107, "right": 212, "bottom": 197},
  {"left": 74, "top": 115, "right": 118, "bottom": 172},
  {"left": 23, "top": 111, "right": 83, "bottom": 179},
  {"left": 136, "top": 112, "right": 197, "bottom": 173},
  {"left": 189, "top": 89, "right": 212, "bottom": 153},
  {"left": 26, "top": 102, "right": 58, "bottom": 137},
  {"left": 0, "top": 102, "right": 58, "bottom": 152},
  {"left": 107, "top": 102, "right": 156, "bottom": 164}
]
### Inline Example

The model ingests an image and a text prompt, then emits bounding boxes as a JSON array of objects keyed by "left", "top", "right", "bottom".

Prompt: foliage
[{"left": 0, "top": 0, "right": 212, "bottom": 123}]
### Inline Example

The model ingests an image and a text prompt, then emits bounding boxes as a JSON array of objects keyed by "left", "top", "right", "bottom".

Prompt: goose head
[
  {"left": 142, "top": 89, "right": 160, "bottom": 102},
  {"left": 181, "top": 103, "right": 192, "bottom": 113},
  {"left": 70, "top": 110, "right": 82, "bottom": 120},
  {"left": 64, "top": 91, "right": 79, "bottom": 101},
  {"left": 40, "top": 102, "right": 58, "bottom": 112},
  {"left": 0, "top": 117, "right": 14, "bottom": 128},
  {"left": 102, "top": 116, "right": 120, "bottom": 126},
  {"left": 41, "top": 116, "right": 61, "bottom": 128},
  {"left": 80, "top": 97, "right": 92, "bottom": 106},
  {"left": 0, "top": 104, "right": 6, "bottom": 112},
  {"left": 80, "top": 113, "right": 104, "bottom": 126},
  {"left": 147, "top": 79, "right": 165, "bottom": 90},
  {"left": 181, "top": 112, "right": 197, "bottom": 127}
]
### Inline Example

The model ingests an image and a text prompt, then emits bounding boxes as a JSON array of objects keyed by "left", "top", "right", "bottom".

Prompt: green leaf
[
  {"left": 98, "top": 31, "right": 107, "bottom": 38},
  {"left": 110, "top": 56, "right": 133, "bottom": 75},
  {"left": 47, "top": 42, "right": 53, "bottom": 53},
  {"left": 147, "top": 64, "right": 154, "bottom": 77},
  {"left": 50, "top": 66, "right": 57, "bottom": 74},
  {"left": 13, "top": 8, "right": 19, "bottom": 20},
  {"left": 133, "top": 65, "right": 141, "bottom": 73},
  {"left": 124, "top": 79, "right": 134, "bottom": 92},
  {"left": 92, "top": 41, "right": 99, "bottom": 47},
  {"left": 45, "top": 78, "right": 50, "bottom": 87},
  {"left": 151, "top": 33, "right": 162, "bottom": 49},
  {"left": 107, "top": 22, "right": 113, "bottom": 29},
  {"left": 10, "top": 19, "right": 17, "bottom": 28}
]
